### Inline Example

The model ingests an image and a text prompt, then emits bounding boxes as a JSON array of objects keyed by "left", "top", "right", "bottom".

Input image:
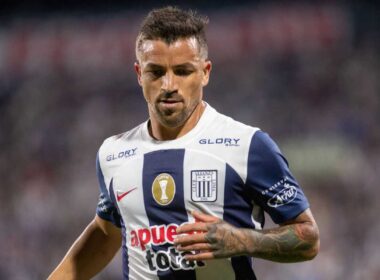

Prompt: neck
[{"left": 149, "top": 102, "right": 205, "bottom": 141}]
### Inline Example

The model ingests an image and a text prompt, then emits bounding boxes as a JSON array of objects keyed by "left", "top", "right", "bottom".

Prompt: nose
[{"left": 161, "top": 71, "right": 177, "bottom": 93}]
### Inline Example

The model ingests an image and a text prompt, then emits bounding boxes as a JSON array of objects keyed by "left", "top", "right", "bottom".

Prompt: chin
[
  {"left": 158, "top": 112, "right": 188, "bottom": 128},
  {"left": 154, "top": 104, "right": 194, "bottom": 128},
  {"left": 159, "top": 117, "right": 185, "bottom": 128}
]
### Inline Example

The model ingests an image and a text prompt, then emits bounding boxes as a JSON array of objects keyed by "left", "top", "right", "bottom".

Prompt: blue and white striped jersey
[{"left": 96, "top": 103, "right": 309, "bottom": 280}]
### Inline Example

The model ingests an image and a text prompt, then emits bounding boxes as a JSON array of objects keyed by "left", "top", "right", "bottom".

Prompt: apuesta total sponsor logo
[{"left": 129, "top": 224, "right": 205, "bottom": 272}]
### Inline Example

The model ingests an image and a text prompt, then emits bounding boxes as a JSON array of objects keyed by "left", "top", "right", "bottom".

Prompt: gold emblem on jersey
[{"left": 152, "top": 173, "right": 176, "bottom": 206}]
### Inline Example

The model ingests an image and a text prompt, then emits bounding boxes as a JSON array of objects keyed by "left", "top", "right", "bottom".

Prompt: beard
[{"left": 152, "top": 93, "right": 200, "bottom": 128}]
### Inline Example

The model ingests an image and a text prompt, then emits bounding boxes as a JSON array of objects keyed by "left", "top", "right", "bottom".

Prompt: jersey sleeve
[
  {"left": 96, "top": 152, "right": 122, "bottom": 228},
  {"left": 246, "top": 131, "right": 309, "bottom": 224}
]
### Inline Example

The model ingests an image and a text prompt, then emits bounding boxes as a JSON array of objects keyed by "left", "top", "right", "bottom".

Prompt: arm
[
  {"left": 48, "top": 215, "right": 122, "bottom": 280},
  {"left": 174, "top": 209, "right": 319, "bottom": 262}
]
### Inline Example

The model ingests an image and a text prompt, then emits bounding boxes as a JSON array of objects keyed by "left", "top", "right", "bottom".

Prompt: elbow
[
  {"left": 302, "top": 223, "right": 320, "bottom": 261},
  {"left": 304, "top": 239, "right": 320, "bottom": 261}
]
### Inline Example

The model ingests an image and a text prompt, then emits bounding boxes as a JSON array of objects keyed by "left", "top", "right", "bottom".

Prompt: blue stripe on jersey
[
  {"left": 143, "top": 149, "right": 195, "bottom": 280},
  {"left": 96, "top": 153, "right": 121, "bottom": 227},
  {"left": 246, "top": 131, "right": 309, "bottom": 224},
  {"left": 231, "top": 257, "right": 256, "bottom": 280},
  {"left": 224, "top": 163, "right": 257, "bottom": 280},
  {"left": 224, "top": 164, "right": 255, "bottom": 228},
  {"left": 121, "top": 219, "right": 129, "bottom": 280},
  {"left": 109, "top": 181, "right": 129, "bottom": 279},
  {"left": 109, "top": 178, "right": 119, "bottom": 209}
]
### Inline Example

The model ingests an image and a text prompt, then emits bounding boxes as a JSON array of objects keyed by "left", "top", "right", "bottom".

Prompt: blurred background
[{"left": 0, "top": 0, "right": 379, "bottom": 279}]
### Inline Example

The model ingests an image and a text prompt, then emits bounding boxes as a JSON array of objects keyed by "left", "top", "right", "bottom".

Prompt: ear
[
  {"left": 134, "top": 62, "right": 142, "bottom": 86},
  {"left": 202, "top": 60, "right": 212, "bottom": 86}
]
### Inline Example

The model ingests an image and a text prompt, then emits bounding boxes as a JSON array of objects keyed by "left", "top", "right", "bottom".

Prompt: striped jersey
[{"left": 96, "top": 103, "right": 309, "bottom": 280}]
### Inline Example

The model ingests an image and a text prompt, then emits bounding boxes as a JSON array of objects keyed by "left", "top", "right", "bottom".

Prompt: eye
[
  {"left": 174, "top": 68, "right": 193, "bottom": 76},
  {"left": 149, "top": 69, "right": 165, "bottom": 77}
]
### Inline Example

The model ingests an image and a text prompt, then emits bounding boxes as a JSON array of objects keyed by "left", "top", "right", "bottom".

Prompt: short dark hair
[{"left": 136, "top": 6, "right": 209, "bottom": 60}]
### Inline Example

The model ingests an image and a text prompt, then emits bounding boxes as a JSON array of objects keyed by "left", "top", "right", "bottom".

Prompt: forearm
[
  {"left": 175, "top": 209, "right": 319, "bottom": 262},
  {"left": 48, "top": 217, "right": 121, "bottom": 280},
  {"left": 236, "top": 222, "right": 320, "bottom": 262}
]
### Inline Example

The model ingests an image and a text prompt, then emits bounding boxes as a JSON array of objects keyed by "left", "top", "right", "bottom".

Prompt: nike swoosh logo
[{"left": 117, "top": 187, "right": 137, "bottom": 202}]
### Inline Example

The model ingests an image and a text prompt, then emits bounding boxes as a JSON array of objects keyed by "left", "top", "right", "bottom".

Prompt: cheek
[
  {"left": 141, "top": 80, "right": 160, "bottom": 103},
  {"left": 185, "top": 77, "right": 203, "bottom": 99}
]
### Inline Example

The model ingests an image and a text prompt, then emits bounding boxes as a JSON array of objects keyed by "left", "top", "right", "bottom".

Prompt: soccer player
[{"left": 49, "top": 6, "right": 319, "bottom": 280}]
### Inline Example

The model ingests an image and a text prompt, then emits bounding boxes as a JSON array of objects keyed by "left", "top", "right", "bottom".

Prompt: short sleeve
[
  {"left": 96, "top": 152, "right": 122, "bottom": 228},
  {"left": 246, "top": 131, "right": 309, "bottom": 224}
]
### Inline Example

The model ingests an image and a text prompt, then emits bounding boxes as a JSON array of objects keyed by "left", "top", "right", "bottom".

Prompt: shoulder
[
  {"left": 98, "top": 122, "right": 145, "bottom": 164},
  {"left": 100, "top": 123, "right": 144, "bottom": 149},
  {"left": 247, "top": 130, "right": 287, "bottom": 170},
  {"left": 211, "top": 107, "right": 261, "bottom": 137},
  {"left": 249, "top": 130, "right": 282, "bottom": 153},
  {"left": 246, "top": 130, "right": 290, "bottom": 182}
]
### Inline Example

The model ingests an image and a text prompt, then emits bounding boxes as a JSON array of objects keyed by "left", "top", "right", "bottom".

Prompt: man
[{"left": 49, "top": 6, "right": 319, "bottom": 280}]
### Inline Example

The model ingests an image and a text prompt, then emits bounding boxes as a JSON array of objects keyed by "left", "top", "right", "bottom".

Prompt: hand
[{"left": 174, "top": 211, "right": 251, "bottom": 261}]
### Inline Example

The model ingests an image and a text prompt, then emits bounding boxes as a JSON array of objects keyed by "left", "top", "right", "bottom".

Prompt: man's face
[{"left": 135, "top": 37, "right": 211, "bottom": 128}]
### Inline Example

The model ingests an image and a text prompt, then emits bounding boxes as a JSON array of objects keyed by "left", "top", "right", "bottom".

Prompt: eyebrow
[
  {"left": 174, "top": 63, "right": 196, "bottom": 69},
  {"left": 145, "top": 63, "right": 163, "bottom": 69},
  {"left": 145, "top": 62, "right": 196, "bottom": 69}
]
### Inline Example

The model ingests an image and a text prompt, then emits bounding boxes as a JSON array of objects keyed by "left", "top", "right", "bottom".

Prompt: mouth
[
  {"left": 159, "top": 98, "right": 182, "bottom": 103},
  {"left": 158, "top": 98, "right": 183, "bottom": 106}
]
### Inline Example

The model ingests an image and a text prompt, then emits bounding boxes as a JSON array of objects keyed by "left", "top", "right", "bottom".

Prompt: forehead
[{"left": 139, "top": 37, "right": 202, "bottom": 66}]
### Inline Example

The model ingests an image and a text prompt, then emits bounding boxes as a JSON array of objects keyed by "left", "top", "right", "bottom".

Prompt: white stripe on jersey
[{"left": 112, "top": 154, "right": 158, "bottom": 280}]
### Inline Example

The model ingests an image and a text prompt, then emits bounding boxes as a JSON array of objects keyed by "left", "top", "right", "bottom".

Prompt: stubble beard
[{"left": 153, "top": 98, "right": 200, "bottom": 128}]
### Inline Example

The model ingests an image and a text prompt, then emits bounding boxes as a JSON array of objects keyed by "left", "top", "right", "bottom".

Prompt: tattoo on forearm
[
  {"left": 204, "top": 221, "right": 255, "bottom": 258},
  {"left": 249, "top": 223, "right": 319, "bottom": 262},
  {"left": 205, "top": 221, "right": 318, "bottom": 262}
]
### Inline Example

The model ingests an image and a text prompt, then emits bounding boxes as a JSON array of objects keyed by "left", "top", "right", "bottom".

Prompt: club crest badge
[
  {"left": 191, "top": 170, "right": 217, "bottom": 202},
  {"left": 152, "top": 173, "right": 176, "bottom": 206}
]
